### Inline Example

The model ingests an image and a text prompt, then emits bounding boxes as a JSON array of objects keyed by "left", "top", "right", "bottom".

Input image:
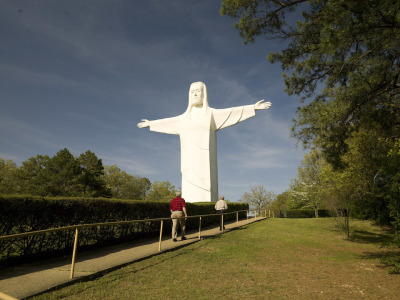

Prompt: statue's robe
[{"left": 147, "top": 105, "right": 256, "bottom": 202}]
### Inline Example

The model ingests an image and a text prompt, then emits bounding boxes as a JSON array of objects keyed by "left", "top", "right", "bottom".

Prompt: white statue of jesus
[{"left": 138, "top": 81, "right": 271, "bottom": 202}]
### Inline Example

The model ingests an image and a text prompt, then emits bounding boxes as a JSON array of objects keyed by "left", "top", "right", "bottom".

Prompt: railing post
[
  {"left": 198, "top": 216, "right": 202, "bottom": 240},
  {"left": 158, "top": 220, "right": 163, "bottom": 252},
  {"left": 70, "top": 228, "right": 79, "bottom": 279},
  {"left": 222, "top": 214, "right": 224, "bottom": 232},
  {"left": 247, "top": 210, "right": 249, "bottom": 220},
  {"left": 236, "top": 212, "right": 238, "bottom": 225}
]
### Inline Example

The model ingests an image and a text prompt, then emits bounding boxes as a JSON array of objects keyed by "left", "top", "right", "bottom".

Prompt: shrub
[
  {"left": 285, "top": 209, "right": 333, "bottom": 218},
  {"left": 0, "top": 195, "right": 248, "bottom": 267}
]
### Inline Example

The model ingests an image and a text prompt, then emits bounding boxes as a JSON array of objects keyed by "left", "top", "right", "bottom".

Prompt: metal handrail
[
  {"left": 0, "top": 209, "right": 266, "bottom": 279},
  {"left": 0, "top": 291, "right": 18, "bottom": 300},
  {"left": 0, "top": 210, "right": 251, "bottom": 241}
]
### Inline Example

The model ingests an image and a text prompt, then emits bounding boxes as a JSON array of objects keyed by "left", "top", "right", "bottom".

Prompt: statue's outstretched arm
[
  {"left": 137, "top": 119, "right": 150, "bottom": 128},
  {"left": 254, "top": 99, "right": 271, "bottom": 110},
  {"left": 214, "top": 100, "right": 271, "bottom": 131},
  {"left": 137, "top": 116, "right": 181, "bottom": 135}
]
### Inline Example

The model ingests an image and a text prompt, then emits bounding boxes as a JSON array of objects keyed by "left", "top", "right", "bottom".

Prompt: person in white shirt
[{"left": 215, "top": 196, "right": 228, "bottom": 231}]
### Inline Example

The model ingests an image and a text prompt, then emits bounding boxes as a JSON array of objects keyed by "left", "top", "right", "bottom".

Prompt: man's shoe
[
  {"left": 173, "top": 238, "right": 177, "bottom": 242},
  {"left": 181, "top": 236, "right": 187, "bottom": 241}
]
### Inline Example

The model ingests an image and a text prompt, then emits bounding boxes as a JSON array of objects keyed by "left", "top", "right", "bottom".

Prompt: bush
[
  {"left": 0, "top": 195, "right": 248, "bottom": 267},
  {"left": 285, "top": 209, "right": 333, "bottom": 218}
]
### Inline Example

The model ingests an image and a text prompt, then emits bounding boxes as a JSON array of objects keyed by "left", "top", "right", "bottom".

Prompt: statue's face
[{"left": 189, "top": 83, "right": 203, "bottom": 106}]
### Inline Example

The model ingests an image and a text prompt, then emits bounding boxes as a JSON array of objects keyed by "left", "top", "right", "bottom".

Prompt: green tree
[
  {"left": 16, "top": 154, "right": 50, "bottom": 195},
  {"left": 78, "top": 150, "right": 110, "bottom": 197},
  {"left": 385, "top": 139, "right": 400, "bottom": 242},
  {"left": 241, "top": 185, "right": 275, "bottom": 212},
  {"left": 0, "top": 159, "right": 18, "bottom": 194},
  {"left": 103, "top": 165, "right": 151, "bottom": 199},
  {"left": 103, "top": 165, "right": 125, "bottom": 197},
  {"left": 44, "top": 148, "right": 82, "bottom": 196},
  {"left": 222, "top": 0, "right": 400, "bottom": 233},
  {"left": 4, "top": 150, "right": 152, "bottom": 198},
  {"left": 136, "top": 177, "right": 151, "bottom": 200},
  {"left": 289, "top": 150, "right": 325, "bottom": 217},
  {"left": 221, "top": 0, "right": 400, "bottom": 166},
  {"left": 342, "top": 127, "right": 389, "bottom": 221},
  {"left": 271, "top": 190, "right": 291, "bottom": 217},
  {"left": 319, "top": 164, "right": 354, "bottom": 237},
  {"left": 145, "top": 181, "right": 177, "bottom": 202},
  {"left": 288, "top": 180, "right": 313, "bottom": 209}
]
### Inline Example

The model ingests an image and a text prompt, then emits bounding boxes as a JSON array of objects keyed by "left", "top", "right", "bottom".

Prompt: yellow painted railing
[
  {"left": 0, "top": 291, "right": 18, "bottom": 300},
  {"left": 0, "top": 209, "right": 268, "bottom": 280}
]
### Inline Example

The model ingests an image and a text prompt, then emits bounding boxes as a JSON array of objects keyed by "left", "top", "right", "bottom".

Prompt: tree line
[
  {"left": 223, "top": 0, "right": 400, "bottom": 236},
  {"left": 0, "top": 148, "right": 177, "bottom": 201}
]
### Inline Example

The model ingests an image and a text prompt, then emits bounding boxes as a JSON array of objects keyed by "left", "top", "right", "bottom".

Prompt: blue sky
[{"left": 0, "top": 0, "right": 306, "bottom": 201}]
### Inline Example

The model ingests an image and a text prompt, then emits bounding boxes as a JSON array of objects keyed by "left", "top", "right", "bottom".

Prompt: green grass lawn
[{"left": 31, "top": 218, "right": 400, "bottom": 299}]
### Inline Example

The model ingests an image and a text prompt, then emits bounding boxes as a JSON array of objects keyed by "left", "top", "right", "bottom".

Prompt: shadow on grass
[
  {"left": 361, "top": 250, "right": 400, "bottom": 274},
  {"left": 349, "top": 229, "right": 394, "bottom": 245},
  {"left": 348, "top": 226, "right": 400, "bottom": 274}
]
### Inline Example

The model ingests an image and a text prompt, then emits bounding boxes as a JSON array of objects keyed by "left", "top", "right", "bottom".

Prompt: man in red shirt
[{"left": 169, "top": 191, "right": 188, "bottom": 242}]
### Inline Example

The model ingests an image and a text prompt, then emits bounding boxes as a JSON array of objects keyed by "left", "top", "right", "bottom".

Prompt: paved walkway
[{"left": 0, "top": 217, "right": 265, "bottom": 299}]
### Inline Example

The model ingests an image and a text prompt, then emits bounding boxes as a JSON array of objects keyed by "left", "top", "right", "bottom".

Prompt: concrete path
[{"left": 0, "top": 217, "right": 265, "bottom": 299}]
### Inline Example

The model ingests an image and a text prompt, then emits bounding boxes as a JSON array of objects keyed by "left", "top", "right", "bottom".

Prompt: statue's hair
[{"left": 184, "top": 81, "right": 209, "bottom": 115}]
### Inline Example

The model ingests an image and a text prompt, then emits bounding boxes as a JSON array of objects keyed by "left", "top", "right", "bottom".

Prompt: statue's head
[
  {"left": 185, "top": 81, "right": 209, "bottom": 115},
  {"left": 189, "top": 82, "right": 204, "bottom": 106}
]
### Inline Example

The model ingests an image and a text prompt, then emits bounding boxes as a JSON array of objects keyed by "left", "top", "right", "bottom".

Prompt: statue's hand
[
  {"left": 254, "top": 99, "right": 271, "bottom": 110},
  {"left": 137, "top": 119, "right": 150, "bottom": 128}
]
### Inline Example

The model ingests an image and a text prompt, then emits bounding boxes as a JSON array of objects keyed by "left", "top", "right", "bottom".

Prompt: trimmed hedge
[
  {"left": 0, "top": 195, "right": 248, "bottom": 267},
  {"left": 285, "top": 209, "right": 333, "bottom": 218}
]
